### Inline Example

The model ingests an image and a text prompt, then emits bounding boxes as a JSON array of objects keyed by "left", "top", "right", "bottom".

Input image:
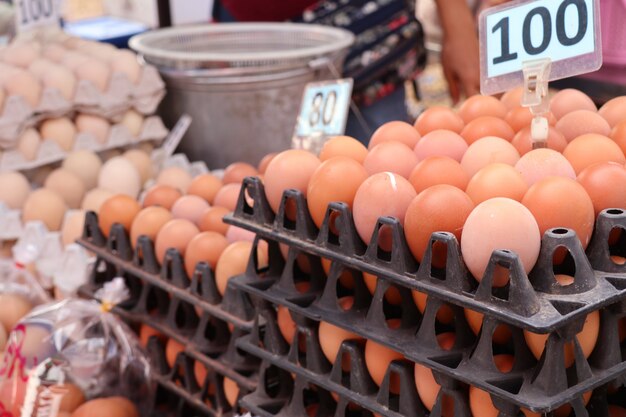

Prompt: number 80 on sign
[{"left": 295, "top": 79, "right": 353, "bottom": 139}]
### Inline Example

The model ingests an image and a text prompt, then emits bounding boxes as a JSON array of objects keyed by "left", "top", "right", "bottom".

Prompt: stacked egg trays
[
  {"left": 0, "top": 35, "right": 167, "bottom": 172},
  {"left": 76, "top": 211, "right": 261, "bottom": 417},
  {"left": 226, "top": 177, "right": 626, "bottom": 417}
]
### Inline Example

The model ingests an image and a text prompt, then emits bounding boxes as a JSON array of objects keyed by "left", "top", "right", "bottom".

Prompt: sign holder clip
[{"left": 521, "top": 58, "right": 551, "bottom": 149}]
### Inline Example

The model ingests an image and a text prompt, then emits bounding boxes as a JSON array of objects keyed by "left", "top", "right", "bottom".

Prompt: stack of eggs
[
  {"left": 0, "top": 36, "right": 163, "bottom": 169},
  {"left": 94, "top": 161, "right": 273, "bottom": 408},
  {"left": 244, "top": 88, "right": 626, "bottom": 417}
]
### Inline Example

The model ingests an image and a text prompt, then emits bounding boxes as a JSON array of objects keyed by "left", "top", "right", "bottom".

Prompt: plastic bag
[{"left": 0, "top": 278, "right": 153, "bottom": 417}]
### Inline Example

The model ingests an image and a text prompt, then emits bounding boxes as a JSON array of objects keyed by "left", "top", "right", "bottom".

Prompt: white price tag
[
  {"left": 479, "top": 0, "right": 602, "bottom": 95},
  {"left": 294, "top": 79, "right": 353, "bottom": 139},
  {"left": 15, "top": 0, "right": 61, "bottom": 33}
]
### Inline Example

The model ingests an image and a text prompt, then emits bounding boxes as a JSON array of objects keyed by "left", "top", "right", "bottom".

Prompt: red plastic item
[{"left": 220, "top": 0, "right": 318, "bottom": 22}]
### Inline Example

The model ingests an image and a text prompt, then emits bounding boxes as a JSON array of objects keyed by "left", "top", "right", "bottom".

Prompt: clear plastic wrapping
[{"left": 0, "top": 278, "right": 153, "bottom": 417}]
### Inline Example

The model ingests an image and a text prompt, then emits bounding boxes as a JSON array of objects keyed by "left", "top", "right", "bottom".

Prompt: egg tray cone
[
  {"left": 225, "top": 177, "right": 626, "bottom": 334},
  {"left": 227, "top": 234, "right": 626, "bottom": 414},
  {"left": 77, "top": 211, "right": 259, "bottom": 416}
]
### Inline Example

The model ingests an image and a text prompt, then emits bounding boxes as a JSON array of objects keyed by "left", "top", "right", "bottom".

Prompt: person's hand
[
  {"left": 440, "top": 17, "right": 480, "bottom": 103},
  {"left": 435, "top": 0, "right": 482, "bottom": 103}
]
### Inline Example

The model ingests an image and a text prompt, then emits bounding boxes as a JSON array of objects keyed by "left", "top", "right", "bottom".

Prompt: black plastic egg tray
[
  {"left": 77, "top": 211, "right": 260, "bottom": 417},
  {"left": 239, "top": 358, "right": 626, "bottom": 417},
  {"left": 231, "top": 252, "right": 626, "bottom": 416},
  {"left": 225, "top": 177, "right": 626, "bottom": 334}
]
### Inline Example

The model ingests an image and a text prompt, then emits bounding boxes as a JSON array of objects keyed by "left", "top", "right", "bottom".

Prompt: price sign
[
  {"left": 295, "top": 79, "right": 353, "bottom": 140},
  {"left": 479, "top": 0, "right": 602, "bottom": 95},
  {"left": 15, "top": 0, "right": 61, "bottom": 33}
]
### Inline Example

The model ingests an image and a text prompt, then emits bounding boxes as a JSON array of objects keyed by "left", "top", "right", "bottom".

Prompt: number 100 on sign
[{"left": 480, "top": 0, "right": 601, "bottom": 94}]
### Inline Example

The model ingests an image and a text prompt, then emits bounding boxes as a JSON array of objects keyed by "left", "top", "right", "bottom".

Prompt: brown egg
[
  {"left": 460, "top": 116, "right": 515, "bottom": 144},
  {"left": 318, "top": 312, "right": 363, "bottom": 368},
  {"left": 500, "top": 87, "right": 524, "bottom": 110},
  {"left": 17, "top": 128, "right": 41, "bottom": 160},
  {"left": 461, "top": 137, "right": 520, "bottom": 177},
  {"left": 307, "top": 157, "right": 368, "bottom": 228},
  {"left": 213, "top": 183, "right": 242, "bottom": 212},
  {"left": 52, "top": 383, "right": 85, "bottom": 412},
  {"left": 414, "top": 333, "right": 455, "bottom": 411},
  {"left": 364, "top": 141, "right": 418, "bottom": 178},
  {"left": 71, "top": 397, "right": 138, "bottom": 417},
  {"left": 171, "top": 195, "right": 210, "bottom": 224},
  {"left": 62, "top": 150, "right": 103, "bottom": 190},
  {"left": 608, "top": 406, "right": 626, "bottom": 417},
  {"left": 599, "top": 96, "right": 626, "bottom": 127},
  {"left": 522, "top": 177, "right": 595, "bottom": 249},
  {"left": 198, "top": 206, "right": 230, "bottom": 235},
  {"left": 511, "top": 125, "right": 567, "bottom": 155},
  {"left": 74, "top": 58, "right": 110, "bottom": 91},
  {"left": 22, "top": 188, "right": 68, "bottom": 231},
  {"left": 0, "top": 171, "right": 30, "bottom": 209},
  {"left": 184, "top": 232, "right": 229, "bottom": 277},
  {"left": 139, "top": 325, "right": 164, "bottom": 347},
  {"left": 194, "top": 361, "right": 207, "bottom": 388},
  {"left": 75, "top": 114, "right": 110, "bottom": 144},
  {"left": 409, "top": 156, "right": 469, "bottom": 193},
  {"left": 578, "top": 162, "right": 626, "bottom": 216},
  {"left": 404, "top": 185, "right": 474, "bottom": 266},
  {"left": 469, "top": 355, "right": 514, "bottom": 417},
  {"left": 505, "top": 107, "right": 556, "bottom": 132},
  {"left": 154, "top": 219, "right": 199, "bottom": 264},
  {"left": 458, "top": 95, "right": 507, "bottom": 123},
  {"left": 414, "top": 129, "right": 468, "bottom": 162},
  {"left": 0, "top": 294, "right": 32, "bottom": 331},
  {"left": 40, "top": 117, "right": 77, "bottom": 151},
  {"left": 98, "top": 195, "right": 141, "bottom": 237},
  {"left": 556, "top": 110, "right": 611, "bottom": 143},
  {"left": 414, "top": 106, "right": 464, "bottom": 135},
  {"left": 263, "top": 150, "right": 321, "bottom": 214},
  {"left": 368, "top": 121, "right": 421, "bottom": 149},
  {"left": 61, "top": 210, "right": 86, "bottom": 247},
  {"left": 166, "top": 338, "right": 185, "bottom": 368},
  {"left": 120, "top": 110, "right": 144, "bottom": 137},
  {"left": 110, "top": 50, "right": 141, "bottom": 84},
  {"left": 319, "top": 136, "right": 368, "bottom": 163},
  {"left": 143, "top": 185, "right": 182, "bottom": 210},
  {"left": 277, "top": 305, "right": 296, "bottom": 344},
  {"left": 467, "top": 163, "right": 528, "bottom": 204},
  {"left": 550, "top": 89, "right": 596, "bottom": 119},
  {"left": 215, "top": 241, "right": 268, "bottom": 295},
  {"left": 43, "top": 66, "right": 76, "bottom": 101},
  {"left": 98, "top": 157, "right": 142, "bottom": 198},
  {"left": 353, "top": 172, "right": 417, "bottom": 246},
  {"left": 462, "top": 198, "right": 540, "bottom": 284},
  {"left": 524, "top": 311, "right": 599, "bottom": 367},
  {"left": 515, "top": 149, "right": 576, "bottom": 186},
  {"left": 81, "top": 188, "right": 114, "bottom": 213},
  {"left": 156, "top": 167, "right": 193, "bottom": 193},
  {"left": 3, "top": 70, "right": 41, "bottom": 108},
  {"left": 611, "top": 120, "right": 626, "bottom": 156},
  {"left": 258, "top": 152, "right": 278, "bottom": 173},
  {"left": 130, "top": 206, "right": 172, "bottom": 248},
  {"left": 223, "top": 162, "right": 258, "bottom": 184},
  {"left": 465, "top": 309, "right": 512, "bottom": 345},
  {"left": 223, "top": 377, "right": 239, "bottom": 406},
  {"left": 187, "top": 174, "right": 223, "bottom": 204},
  {"left": 44, "top": 168, "right": 86, "bottom": 209},
  {"left": 122, "top": 149, "right": 152, "bottom": 184},
  {"left": 563, "top": 133, "right": 626, "bottom": 174},
  {"left": 364, "top": 338, "right": 404, "bottom": 392}
]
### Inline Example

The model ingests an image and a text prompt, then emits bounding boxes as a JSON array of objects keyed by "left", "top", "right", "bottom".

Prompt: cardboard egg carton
[
  {"left": 0, "top": 115, "right": 168, "bottom": 172},
  {"left": 74, "top": 64, "right": 166, "bottom": 119},
  {"left": 0, "top": 64, "right": 165, "bottom": 145}
]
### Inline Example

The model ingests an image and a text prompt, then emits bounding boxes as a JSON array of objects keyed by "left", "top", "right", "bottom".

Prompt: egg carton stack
[
  {"left": 77, "top": 211, "right": 261, "bottom": 417},
  {"left": 0, "top": 34, "right": 167, "bottom": 173},
  {"left": 225, "top": 177, "right": 626, "bottom": 417}
]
